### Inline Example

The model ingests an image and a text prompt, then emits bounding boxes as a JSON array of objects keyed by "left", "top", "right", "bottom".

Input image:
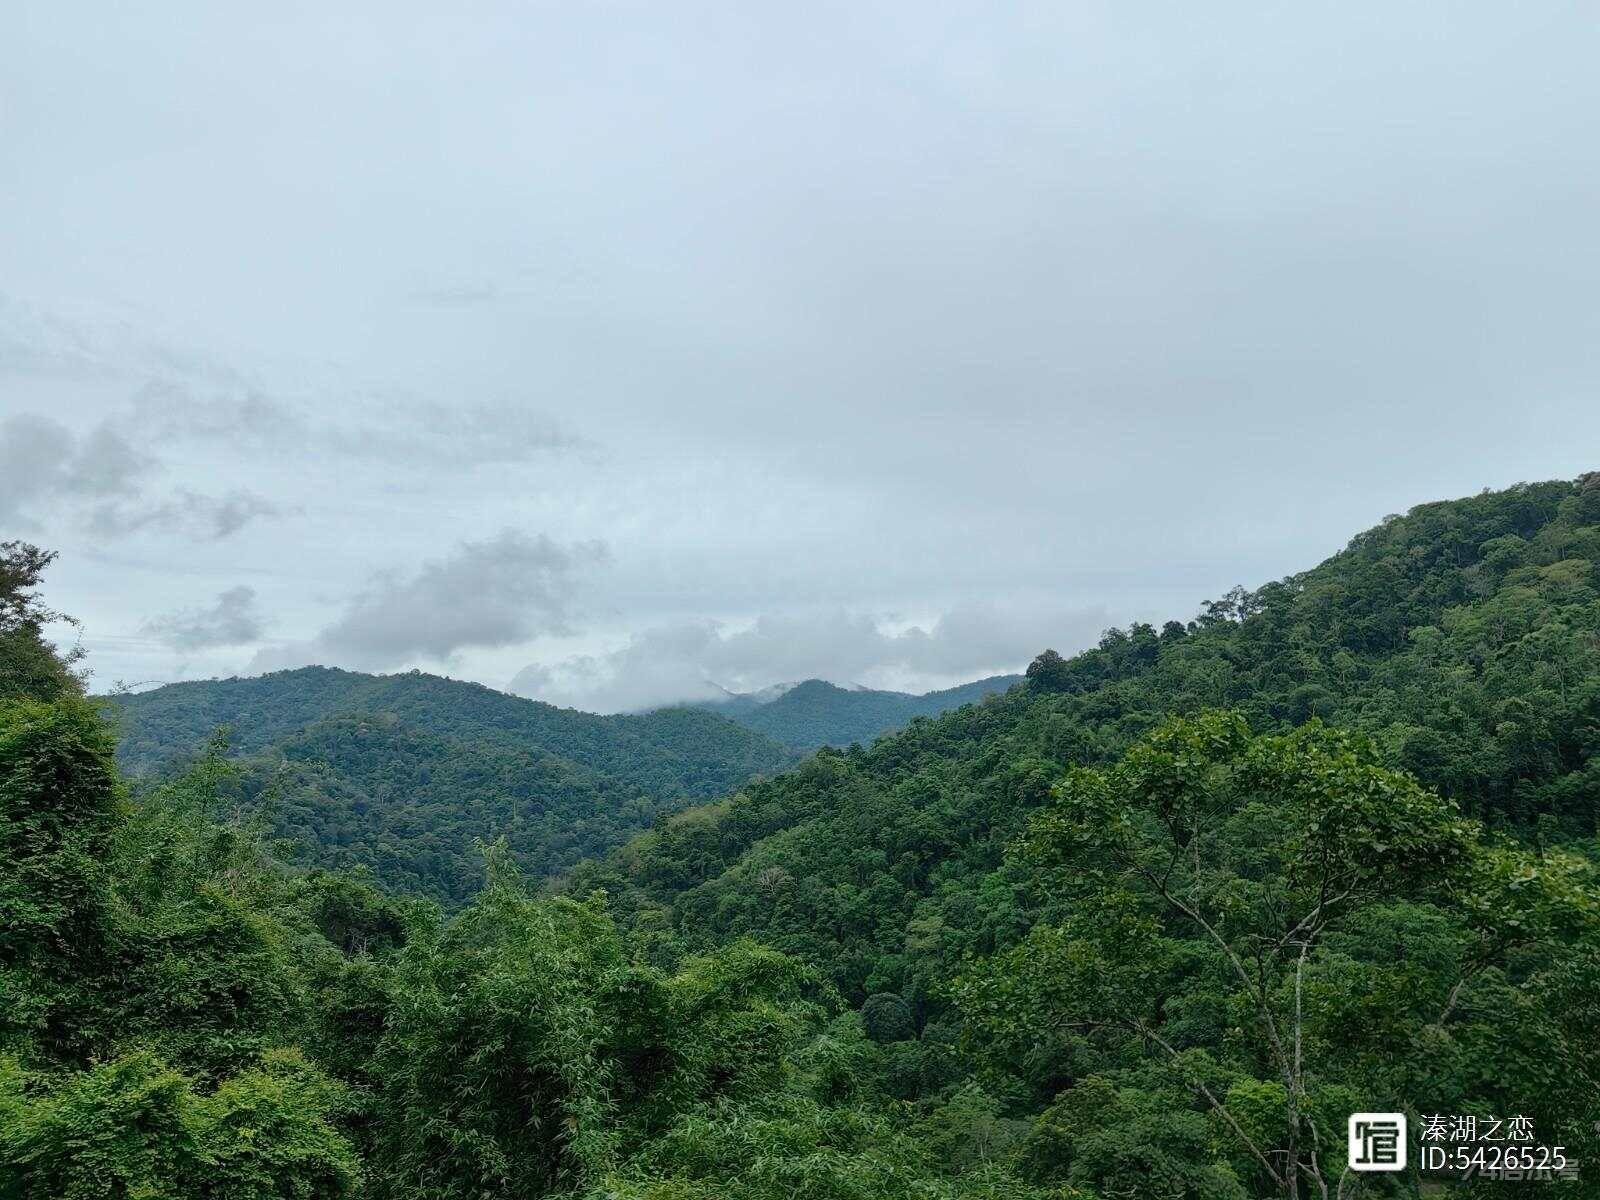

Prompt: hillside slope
[
  {"left": 107, "top": 666, "right": 795, "bottom": 789},
  {"left": 573, "top": 475, "right": 1600, "bottom": 1012},
  {"left": 693, "top": 674, "right": 1023, "bottom": 749},
  {"left": 12, "top": 482, "right": 1600, "bottom": 1197},
  {"left": 103, "top": 667, "right": 798, "bottom": 902}
]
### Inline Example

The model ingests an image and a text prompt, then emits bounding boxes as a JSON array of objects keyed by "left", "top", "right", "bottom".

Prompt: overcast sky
[{"left": 3, "top": 2, "right": 1598, "bottom": 711}]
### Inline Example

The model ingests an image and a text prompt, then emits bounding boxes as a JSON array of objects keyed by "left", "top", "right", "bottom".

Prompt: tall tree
[
  {"left": 0, "top": 541, "right": 81, "bottom": 702},
  {"left": 956, "top": 712, "right": 1600, "bottom": 1198}
]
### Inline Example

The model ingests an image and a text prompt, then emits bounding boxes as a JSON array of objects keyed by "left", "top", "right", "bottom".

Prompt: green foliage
[
  {"left": 104, "top": 667, "right": 799, "bottom": 904},
  {"left": 105, "top": 665, "right": 796, "bottom": 786},
  {"left": 0, "top": 1048, "right": 360, "bottom": 1200},
  {"left": 575, "top": 476, "right": 1600, "bottom": 1019},
  {"left": 365, "top": 874, "right": 632, "bottom": 1196},
  {"left": 1, "top": 694, "right": 365, "bottom": 1197},
  {"left": 953, "top": 714, "right": 1600, "bottom": 1196},
  {"left": 107, "top": 763, "right": 308, "bottom": 1077},
  {"left": 193, "top": 1049, "right": 364, "bottom": 1199},
  {"left": 1, "top": 1049, "right": 206, "bottom": 1200},
  {"left": 590, "top": 1093, "right": 1044, "bottom": 1200},
  {"left": 7, "top": 475, "right": 1600, "bottom": 1199},
  {"left": 0, "top": 541, "right": 82, "bottom": 703},
  {"left": 7, "top": 666, "right": 1040, "bottom": 1198},
  {"left": 0, "top": 696, "right": 119, "bottom": 1063},
  {"left": 1024, "top": 649, "right": 1071, "bottom": 693},
  {"left": 860, "top": 992, "right": 915, "bottom": 1044},
  {"left": 1021, "top": 1075, "right": 1247, "bottom": 1199},
  {"left": 228, "top": 714, "right": 691, "bottom": 905}
]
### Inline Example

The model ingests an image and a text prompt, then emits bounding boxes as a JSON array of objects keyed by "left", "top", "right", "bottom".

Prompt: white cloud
[
  {"left": 143, "top": 585, "right": 265, "bottom": 651},
  {"left": 252, "top": 529, "right": 607, "bottom": 673},
  {"left": 510, "top": 602, "right": 1109, "bottom": 712},
  {"left": 121, "top": 377, "right": 588, "bottom": 468},
  {"left": 7, "top": 5, "right": 1600, "bottom": 696}
]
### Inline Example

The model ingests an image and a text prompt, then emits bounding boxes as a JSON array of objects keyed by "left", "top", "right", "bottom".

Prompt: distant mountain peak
[
  {"left": 688, "top": 673, "right": 1025, "bottom": 750},
  {"left": 745, "top": 680, "right": 805, "bottom": 704},
  {"left": 741, "top": 678, "right": 901, "bottom": 703}
]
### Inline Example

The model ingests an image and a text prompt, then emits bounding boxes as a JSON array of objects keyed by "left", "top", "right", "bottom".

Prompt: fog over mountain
[{"left": 5, "top": 2, "right": 1600, "bottom": 708}]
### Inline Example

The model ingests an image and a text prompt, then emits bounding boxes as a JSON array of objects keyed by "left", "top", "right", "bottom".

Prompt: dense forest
[
  {"left": 102, "top": 667, "right": 1019, "bottom": 904},
  {"left": 103, "top": 669, "right": 799, "bottom": 904},
  {"left": 4, "top": 472, "right": 1600, "bottom": 1197},
  {"left": 691, "top": 676, "right": 1023, "bottom": 752},
  {"left": 565, "top": 474, "right": 1600, "bottom": 1189},
  {"left": 107, "top": 667, "right": 796, "bottom": 784}
]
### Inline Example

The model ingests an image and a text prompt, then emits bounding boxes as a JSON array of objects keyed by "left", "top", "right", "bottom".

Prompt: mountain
[
  {"left": 99, "top": 664, "right": 1022, "bottom": 903},
  {"left": 573, "top": 474, "right": 1600, "bottom": 1003},
  {"left": 547, "top": 474, "right": 1600, "bottom": 1190},
  {"left": 10, "top": 476, "right": 1600, "bottom": 1198},
  {"left": 691, "top": 674, "right": 1024, "bottom": 749},
  {"left": 101, "top": 666, "right": 798, "bottom": 903},
  {"left": 106, "top": 665, "right": 792, "bottom": 783}
]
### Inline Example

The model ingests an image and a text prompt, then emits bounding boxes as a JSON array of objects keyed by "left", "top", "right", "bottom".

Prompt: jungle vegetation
[{"left": 5, "top": 473, "right": 1599, "bottom": 1198}]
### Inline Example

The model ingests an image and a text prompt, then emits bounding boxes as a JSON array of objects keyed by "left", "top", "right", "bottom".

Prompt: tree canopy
[{"left": 5, "top": 474, "right": 1600, "bottom": 1196}]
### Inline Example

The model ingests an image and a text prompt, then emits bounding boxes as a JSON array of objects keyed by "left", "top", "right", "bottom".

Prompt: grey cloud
[
  {"left": 0, "top": 413, "right": 150, "bottom": 527},
  {"left": 86, "top": 490, "right": 283, "bottom": 541},
  {"left": 253, "top": 530, "right": 607, "bottom": 673},
  {"left": 0, "top": 299, "right": 588, "bottom": 470},
  {"left": 321, "top": 399, "right": 588, "bottom": 465},
  {"left": 510, "top": 602, "right": 1110, "bottom": 713},
  {"left": 1, "top": 410, "right": 276, "bottom": 541},
  {"left": 63, "top": 424, "right": 152, "bottom": 498},
  {"left": 120, "top": 378, "right": 586, "bottom": 466},
  {"left": 143, "top": 585, "right": 264, "bottom": 651},
  {"left": 0, "top": 292, "right": 247, "bottom": 385},
  {"left": 123, "top": 381, "right": 304, "bottom": 450},
  {"left": 7, "top": 5, "right": 1600, "bottom": 696},
  {"left": 0, "top": 415, "right": 79, "bottom": 526}
]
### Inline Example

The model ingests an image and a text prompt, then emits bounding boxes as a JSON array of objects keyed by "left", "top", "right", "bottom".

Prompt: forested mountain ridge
[
  {"left": 221, "top": 716, "right": 699, "bottom": 904},
  {"left": 98, "top": 662, "right": 1024, "bottom": 903},
  {"left": 571, "top": 474, "right": 1600, "bottom": 1007},
  {"left": 101, "top": 667, "right": 798, "bottom": 903},
  {"left": 7, "top": 475, "right": 1600, "bottom": 1199},
  {"left": 1, "top": 548, "right": 1075, "bottom": 1197},
  {"left": 690, "top": 674, "right": 1023, "bottom": 750},
  {"left": 106, "top": 664, "right": 795, "bottom": 786},
  {"left": 547, "top": 474, "right": 1600, "bottom": 1190}
]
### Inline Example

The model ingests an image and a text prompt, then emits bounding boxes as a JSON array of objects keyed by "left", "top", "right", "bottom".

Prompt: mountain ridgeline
[
  {"left": 108, "top": 665, "right": 795, "bottom": 781},
  {"left": 5, "top": 474, "right": 1600, "bottom": 1199},
  {"left": 570, "top": 474, "right": 1600, "bottom": 1077},
  {"left": 100, "top": 666, "right": 1024, "bottom": 903},
  {"left": 103, "top": 667, "right": 800, "bottom": 903},
  {"left": 689, "top": 674, "right": 1024, "bottom": 751}
]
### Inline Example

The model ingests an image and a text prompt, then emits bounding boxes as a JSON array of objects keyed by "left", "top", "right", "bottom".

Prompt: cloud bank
[
  {"left": 252, "top": 529, "right": 606, "bottom": 673},
  {"left": 8, "top": 6, "right": 1600, "bottom": 697},
  {"left": 510, "top": 602, "right": 1110, "bottom": 713},
  {"left": 143, "top": 586, "right": 265, "bottom": 651},
  {"left": 121, "top": 379, "right": 586, "bottom": 468},
  {"left": 0, "top": 412, "right": 277, "bottom": 541}
]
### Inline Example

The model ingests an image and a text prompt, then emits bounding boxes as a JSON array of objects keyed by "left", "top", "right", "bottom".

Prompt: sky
[{"left": 3, "top": 2, "right": 1598, "bottom": 712}]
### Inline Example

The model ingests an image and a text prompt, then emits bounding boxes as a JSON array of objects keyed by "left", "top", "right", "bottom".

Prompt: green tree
[
  {"left": 1024, "top": 648, "right": 1072, "bottom": 692},
  {"left": 0, "top": 541, "right": 82, "bottom": 703},
  {"left": 0, "top": 1047, "right": 359, "bottom": 1200},
  {"left": 366, "top": 856, "right": 634, "bottom": 1198},
  {"left": 0, "top": 696, "right": 118, "bottom": 1064},
  {"left": 956, "top": 712, "right": 1600, "bottom": 1198},
  {"left": 860, "top": 992, "right": 915, "bottom": 1044}
]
